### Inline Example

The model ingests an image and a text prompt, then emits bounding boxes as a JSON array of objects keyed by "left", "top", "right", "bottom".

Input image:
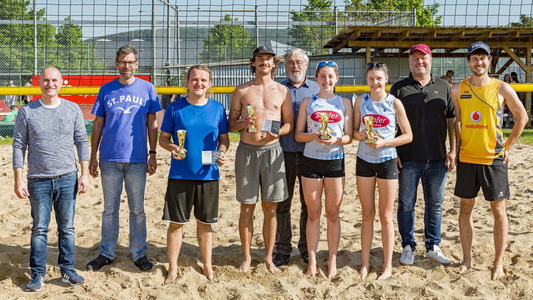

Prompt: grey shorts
[{"left": 235, "top": 141, "right": 288, "bottom": 204}]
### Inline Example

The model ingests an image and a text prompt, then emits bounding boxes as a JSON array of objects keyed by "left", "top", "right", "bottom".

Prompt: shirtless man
[{"left": 229, "top": 46, "right": 294, "bottom": 275}]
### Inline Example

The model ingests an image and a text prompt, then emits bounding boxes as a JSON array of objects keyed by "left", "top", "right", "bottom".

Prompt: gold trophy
[
  {"left": 318, "top": 112, "right": 333, "bottom": 140},
  {"left": 363, "top": 116, "right": 376, "bottom": 144},
  {"left": 176, "top": 129, "right": 187, "bottom": 158},
  {"left": 246, "top": 105, "right": 257, "bottom": 132}
]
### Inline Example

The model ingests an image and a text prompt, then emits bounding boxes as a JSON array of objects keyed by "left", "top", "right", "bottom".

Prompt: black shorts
[
  {"left": 454, "top": 161, "right": 510, "bottom": 201},
  {"left": 356, "top": 156, "right": 398, "bottom": 179},
  {"left": 300, "top": 156, "right": 345, "bottom": 178},
  {"left": 162, "top": 179, "right": 219, "bottom": 224}
]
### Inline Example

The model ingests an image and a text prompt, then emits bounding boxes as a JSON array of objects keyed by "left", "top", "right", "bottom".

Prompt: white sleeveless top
[
  {"left": 303, "top": 94, "right": 345, "bottom": 160},
  {"left": 357, "top": 92, "right": 397, "bottom": 163}
]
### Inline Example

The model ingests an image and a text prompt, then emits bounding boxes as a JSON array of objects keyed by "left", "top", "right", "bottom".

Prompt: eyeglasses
[
  {"left": 316, "top": 61, "right": 337, "bottom": 69},
  {"left": 117, "top": 60, "right": 137, "bottom": 66},
  {"left": 367, "top": 62, "right": 384, "bottom": 69},
  {"left": 286, "top": 60, "right": 307, "bottom": 67}
]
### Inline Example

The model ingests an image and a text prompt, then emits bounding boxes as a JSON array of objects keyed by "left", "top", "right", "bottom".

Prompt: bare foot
[
  {"left": 164, "top": 271, "right": 178, "bottom": 284},
  {"left": 458, "top": 262, "right": 471, "bottom": 274},
  {"left": 327, "top": 259, "right": 337, "bottom": 279},
  {"left": 238, "top": 260, "right": 251, "bottom": 272},
  {"left": 265, "top": 260, "right": 281, "bottom": 275},
  {"left": 203, "top": 265, "right": 214, "bottom": 280},
  {"left": 491, "top": 265, "right": 505, "bottom": 281},
  {"left": 327, "top": 266, "right": 337, "bottom": 280},
  {"left": 305, "top": 264, "right": 317, "bottom": 277},
  {"left": 359, "top": 266, "right": 369, "bottom": 279},
  {"left": 377, "top": 268, "right": 393, "bottom": 280}
]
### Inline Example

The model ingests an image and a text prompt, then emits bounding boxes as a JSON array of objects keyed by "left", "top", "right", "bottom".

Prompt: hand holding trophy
[
  {"left": 318, "top": 112, "right": 334, "bottom": 140},
  {"left": 363, "top": 116, "right": 376, "bottom": 144},
  {"left": 176, "top": 129, "right": 187, "bottom": 159},
  {"left": 246, "top": 105, "right": 257, "bottom": 132}
]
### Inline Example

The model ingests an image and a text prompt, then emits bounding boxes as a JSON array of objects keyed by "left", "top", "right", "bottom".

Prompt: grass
[{"left": 503, "top": 129, "right": 533, "bottom": 145}]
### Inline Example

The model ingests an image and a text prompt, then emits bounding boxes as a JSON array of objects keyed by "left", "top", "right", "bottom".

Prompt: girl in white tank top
[
  {"left": 294, "top": 61, "right": 353, "bottom": 279},
  {"left": 352, "top": 62, "right": 412, "bottom": 280}
]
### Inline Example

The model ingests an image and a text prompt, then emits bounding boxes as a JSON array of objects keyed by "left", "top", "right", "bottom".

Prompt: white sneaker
[
  {"left": 400, "top": 245, "right": 415, "bottom": 265},
  {"left": 426, "top": 245, "right": 451, "bottom": 265}
]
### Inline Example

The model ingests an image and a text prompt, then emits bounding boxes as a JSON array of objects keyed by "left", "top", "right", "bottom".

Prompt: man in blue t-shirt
[{"left": 86, "top": 46, "right": 162, "bottom": 272}]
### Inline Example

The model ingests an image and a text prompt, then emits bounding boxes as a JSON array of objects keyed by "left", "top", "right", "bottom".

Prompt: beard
[{"left": 289, "top": 72, "right": 305, "bottom": 83}]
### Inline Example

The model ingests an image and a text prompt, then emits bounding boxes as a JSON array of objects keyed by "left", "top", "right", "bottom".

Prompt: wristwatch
[{"left": 149, "top": 150, "right": 157, "bottom": 155}]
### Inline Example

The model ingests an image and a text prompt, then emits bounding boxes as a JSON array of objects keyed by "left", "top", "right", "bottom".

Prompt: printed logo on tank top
[
  {"left": 361, "top": 114, "right": 390, "bottom": 128},
  {"left": 310, "top": 111, "right": 342, "bottom": 123},
  {"left": 470, "top": 110, "right": 482, "bottom": 123},
  {"left": 465, "top": 110, "right": 488, "bottom": 129}
]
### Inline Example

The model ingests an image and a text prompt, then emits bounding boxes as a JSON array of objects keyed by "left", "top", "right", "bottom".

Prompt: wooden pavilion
[{"left": 324, "top": 26, "right": 533, "bottom": 126}]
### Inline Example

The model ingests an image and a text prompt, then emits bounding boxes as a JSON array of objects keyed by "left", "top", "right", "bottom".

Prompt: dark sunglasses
[
  {"left": 316, "top": 61, "right": 337, "bottom": 69},
  {"left": 367, "top": 62, "right": 384, "bottom": 69}
]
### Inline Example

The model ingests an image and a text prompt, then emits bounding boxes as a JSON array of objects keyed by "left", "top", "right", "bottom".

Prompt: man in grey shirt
[{"left": 13, "top": 67, "right": 90, "bottom": 292}]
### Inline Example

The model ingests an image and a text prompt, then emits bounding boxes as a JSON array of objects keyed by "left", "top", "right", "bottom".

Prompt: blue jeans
[
  {"left": 28, "top": 171, "right": 78, "bottom": 276},
  {"left": 99, "top": 161, "right": 148, "bottom": 261},
  {"left": 397, "top": 160, "right": 447, "bottom": 252}
]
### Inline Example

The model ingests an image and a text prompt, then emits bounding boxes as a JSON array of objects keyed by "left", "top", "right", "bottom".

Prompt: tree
[
  {"left": 288, "top": 0, "right": 335, "bottom": 55},
  {"left": 199, "top": 14, "right": 256, "bottom": 63},
  {"left": 0, "top": 1, "right": 94, "bottom": 74},
  {"left": 344, "top": 0, "right": 442, "bottom": 26},
  {"left": 509, "top": 15, "right": 533, "bottom": 27}
]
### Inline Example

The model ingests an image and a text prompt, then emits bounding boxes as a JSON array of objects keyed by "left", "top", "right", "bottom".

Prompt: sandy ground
[{"left": 1, "top": 142, "right": 532, "bottom": 300}]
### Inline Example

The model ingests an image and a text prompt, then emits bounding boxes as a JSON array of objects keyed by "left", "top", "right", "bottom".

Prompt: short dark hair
[
  {"left": 115, "top": 45, "right": 138, "bottom": 62},
  {"left": 467, "top": 49, "right": 491, "bottom": 61}
]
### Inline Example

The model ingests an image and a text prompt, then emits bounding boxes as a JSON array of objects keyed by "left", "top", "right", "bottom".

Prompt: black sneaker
[
  {"left": 86, "top": 254, "right": 114, "bottom": 271},
  {"left": 301, "top": 252, "right": 309, "bottom": 264},
  {"left": 272, "top": 253, "right": 291, "bottom": 267},
  {"left": 134, "top": 256, "right": 153, "bottom": 271}
]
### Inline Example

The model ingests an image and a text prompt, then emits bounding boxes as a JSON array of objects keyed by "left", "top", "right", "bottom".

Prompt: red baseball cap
[{"left": 409, "top": 44, "right": 432, "bottom": 56}]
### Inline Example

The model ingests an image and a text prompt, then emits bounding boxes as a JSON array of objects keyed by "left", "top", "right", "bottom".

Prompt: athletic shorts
[
  {"left": 300, "top": 156, "right": 345, "bottom": 178},
  {"left": 356, "top": 156, "right": 398, "bottom": 179},
  {"left": 162, "top": 179, "right": 219, "bottom": 224},
  {"left": 235, "top": 141, "right": 288, "bottom": 204},
  {"left": 454, "top": 161, "right": 510, "bottom": 201}
]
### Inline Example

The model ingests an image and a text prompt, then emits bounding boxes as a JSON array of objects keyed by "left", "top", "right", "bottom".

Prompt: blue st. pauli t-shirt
[
  {"left": 161, "top": 97, "right": 228, "bottom": 180},
  {"left": 92, "top": 77, "right": 162, "bottom": 163}
]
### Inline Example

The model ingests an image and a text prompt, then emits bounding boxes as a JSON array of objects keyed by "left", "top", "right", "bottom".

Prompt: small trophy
[
  {"left": 318, "top": 112, "right": 333, "bottom": 140},
  {"left": 246, "top": 105, "right": 257, "bottom": 132},
  {"left": 363, "top": 116, "right": 376, "bottom": 144},
  {"left": 176, "top": 129, "right": 187, "bottom": 158}
]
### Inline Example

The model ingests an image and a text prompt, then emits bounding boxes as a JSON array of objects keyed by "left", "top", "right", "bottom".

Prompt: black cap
[{"left": 252, "top": 46, "right": 276, "bottom": 59}]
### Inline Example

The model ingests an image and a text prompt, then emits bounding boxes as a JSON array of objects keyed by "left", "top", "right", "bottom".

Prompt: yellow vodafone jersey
[{"left": 457, "top": 78, "right": 505, "bottom": 165}]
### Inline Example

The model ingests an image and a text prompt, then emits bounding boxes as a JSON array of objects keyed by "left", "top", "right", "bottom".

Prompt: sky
[{"left": 35, "top": 0, "right": 531, "bottom": 39}]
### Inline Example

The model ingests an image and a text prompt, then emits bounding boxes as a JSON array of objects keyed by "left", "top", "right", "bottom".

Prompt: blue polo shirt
[{"left": 279, "top": 78, "right": 320, "bottom": 153}]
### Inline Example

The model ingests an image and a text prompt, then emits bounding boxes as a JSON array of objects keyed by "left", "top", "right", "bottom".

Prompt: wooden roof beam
[
  {"left": 425, "top": 29, "right": 438, "bottom": 39},
  {"left": 495, "top": 58, "right": 514, "bottom": 75},
  {"left": 399, "top": 30, "right": 410, "bottom": 41},
  {"left": 455, "top": 31, "right": 465, "bottom": 38},
  {"left": 475, "top": 30, "right": 493, "bottom": 40},
  {"left": 502, "top": 46, "right": 527, "bottom": 70},
  {"left": 332, "top": 30, "right": 360, "bottom": 53},
  {"left": 372, "top": 30, "right": 382, "bottom": 38}
]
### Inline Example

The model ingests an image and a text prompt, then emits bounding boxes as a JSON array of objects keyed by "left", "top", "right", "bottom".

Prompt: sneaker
[
  {"left": 26, "top": 273, "right": 45, "bottom": 292},
  {"left": 400, "top": 245, "right": 415, "bottom": 266},
  {"left": 426, "top": 245, "right": 451, "bottom": 265},
  {"left": 272, "top": 253, "right": 291, "bottom": 267},
  {"left": 301, "top": 252, "right": 309, "bottom": 264},
  {"left": 134, "top": 256, "right": 153, "bottom": 271},
  {"left": 61, "top": 269, "right": 85, "bottom": 286},
  {"left": 86, "top": 254, "right": 114, "bottom": 271}
]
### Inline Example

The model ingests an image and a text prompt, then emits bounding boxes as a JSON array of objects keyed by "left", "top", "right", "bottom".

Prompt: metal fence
[{"left": 0, "top": 0, "right": 532, "bottom": 136}]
